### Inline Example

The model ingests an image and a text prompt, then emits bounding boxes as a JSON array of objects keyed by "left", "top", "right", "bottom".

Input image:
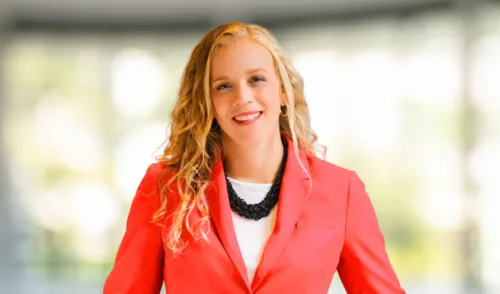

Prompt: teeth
[{"left": 234, "top": 112, "right": 260, "bottom": 122}]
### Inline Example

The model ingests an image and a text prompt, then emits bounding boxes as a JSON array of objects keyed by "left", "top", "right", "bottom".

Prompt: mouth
[{"left": 232, "top": 111, "right": 263, "bottom": 125}]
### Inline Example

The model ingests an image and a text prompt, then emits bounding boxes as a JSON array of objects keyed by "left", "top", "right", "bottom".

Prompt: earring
[{"left": 280, "top": 104, "right": 288, "bottom": 117}]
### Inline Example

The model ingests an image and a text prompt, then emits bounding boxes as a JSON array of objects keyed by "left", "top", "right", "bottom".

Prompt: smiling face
[{"left": 210, "top": 36, "right": 286, "bottom": 147}]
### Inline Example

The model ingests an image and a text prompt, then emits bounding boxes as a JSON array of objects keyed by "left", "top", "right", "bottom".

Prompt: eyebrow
[{"left": 212, "top": 68, "right": 267, "bottom": 84}]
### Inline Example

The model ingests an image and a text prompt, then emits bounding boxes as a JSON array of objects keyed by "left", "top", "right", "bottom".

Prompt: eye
[
  {"left": 250, "top": 76, "right": 265, "bottom": 83},
  {"left": 216, "top": 83, "right": 231, "bottom": 91}
]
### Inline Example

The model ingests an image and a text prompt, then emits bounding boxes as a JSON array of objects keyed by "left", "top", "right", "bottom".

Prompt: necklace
[{"left": 225, "top": 137, "right": 288, "bottom": 220}]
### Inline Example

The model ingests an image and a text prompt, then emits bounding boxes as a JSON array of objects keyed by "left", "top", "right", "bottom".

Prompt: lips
[{"left": 232, "top": 111, "right": 263, "bottom": 125}]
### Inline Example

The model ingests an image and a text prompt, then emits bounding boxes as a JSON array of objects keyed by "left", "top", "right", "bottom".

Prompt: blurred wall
[{"left": 0, "top": 1, "right": 20, "bottom": 292}]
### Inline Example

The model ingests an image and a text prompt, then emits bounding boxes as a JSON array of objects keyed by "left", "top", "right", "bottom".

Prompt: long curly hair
[{"left": 153, "top": 22, "right": 322, "bottom": 255}]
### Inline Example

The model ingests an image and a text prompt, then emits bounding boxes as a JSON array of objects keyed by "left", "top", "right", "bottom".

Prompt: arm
[
  {"left": 104, "top": 164, "right": 164, "bottom": 294},
  {"left": 337, "top": 171, "right": 406, "bottom": 294}
]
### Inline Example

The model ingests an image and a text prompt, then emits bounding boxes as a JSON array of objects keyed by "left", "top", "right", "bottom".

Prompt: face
[{"left": 210, "top": 37, "right": 285, "bottom": 147}]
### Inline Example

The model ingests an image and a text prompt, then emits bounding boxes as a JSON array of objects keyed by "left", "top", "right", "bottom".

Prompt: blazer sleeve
[
  {"left": 337, "top": 171, "right": 406, "bottom": 294},
  {"left": 103, "top": 163, "right": 165, "bottom": 294}
]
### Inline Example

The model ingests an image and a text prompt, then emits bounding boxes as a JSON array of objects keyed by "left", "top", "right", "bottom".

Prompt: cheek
[
  {"left": 211, "top": 98, "right": 228, "bottom": 120},
  {"left": 211, "top": 96, "right": 222, "bottom": 112},
  {"left": 259, "top": 84, "right": 282, "bottom": 109},
  {"left": 261, "top": 94, "right": 282, "bottom": 113}
]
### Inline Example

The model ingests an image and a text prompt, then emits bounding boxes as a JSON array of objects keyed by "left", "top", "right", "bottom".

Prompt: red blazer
[{"left": 104, "top": 138, "right": 406, "bottom": 293}]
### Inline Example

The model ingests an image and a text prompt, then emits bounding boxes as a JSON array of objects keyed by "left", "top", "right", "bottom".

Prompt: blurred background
[{"left": 0, "top": 0, "right": 499, "bottom": 293}]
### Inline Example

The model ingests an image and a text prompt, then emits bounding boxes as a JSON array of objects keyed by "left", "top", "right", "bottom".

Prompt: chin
[
  {"left": 221, "top": 131, "right": 261, "bottom": 146},
  {"left": 232, "top": 130, "right": 281, "bottom": 147},
  {"left": 220, "top": 121, "right": 280, "bottom": 147}
]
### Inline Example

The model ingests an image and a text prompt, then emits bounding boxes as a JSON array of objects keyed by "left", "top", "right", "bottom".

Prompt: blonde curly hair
[{"left": 153, "top": 22, "right": 321, "bottom": 255}]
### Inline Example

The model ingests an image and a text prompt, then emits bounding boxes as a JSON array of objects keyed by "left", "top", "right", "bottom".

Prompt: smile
[{"left": 233, "top": 111, "right": 262, "bottom": 125}]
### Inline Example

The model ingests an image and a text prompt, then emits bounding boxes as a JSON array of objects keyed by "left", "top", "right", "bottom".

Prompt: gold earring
[{"left": 280, "top": 104, "right": 288, "bottom": 117}]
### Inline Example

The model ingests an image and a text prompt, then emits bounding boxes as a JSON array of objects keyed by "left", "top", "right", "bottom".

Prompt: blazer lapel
[
  {"left": 251, "top": 137, "right": 312, "bottom": 290},
  {"left": 206, "top": 160, "right": 250, "bottom": 286}
]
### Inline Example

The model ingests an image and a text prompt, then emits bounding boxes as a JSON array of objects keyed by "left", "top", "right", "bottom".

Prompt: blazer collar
[{"left": 206, "top": 136, "right": 312, "bottom": 290}]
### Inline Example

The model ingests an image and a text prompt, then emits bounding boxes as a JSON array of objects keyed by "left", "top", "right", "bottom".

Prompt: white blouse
[{"left": 227, "top": 177, "right": 278, "bottom": 283}]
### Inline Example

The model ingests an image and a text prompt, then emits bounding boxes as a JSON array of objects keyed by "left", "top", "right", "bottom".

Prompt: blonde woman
[{"left": 104, "top": 22, "right": 405, "bottom": 294}]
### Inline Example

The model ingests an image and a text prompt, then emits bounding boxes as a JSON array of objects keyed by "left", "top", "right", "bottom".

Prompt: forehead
[{"left": 211, "top": 37, "right": 275, "bottom": 77}]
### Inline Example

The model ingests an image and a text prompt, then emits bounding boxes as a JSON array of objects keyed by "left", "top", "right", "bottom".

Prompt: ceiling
[{"left": 3, "top": 0, "right": 457, "bottom": 30}]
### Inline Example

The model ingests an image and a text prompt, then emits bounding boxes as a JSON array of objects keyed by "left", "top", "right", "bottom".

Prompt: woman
[{"left": 104, "top": 22, "right": 406, "bottom": 293}]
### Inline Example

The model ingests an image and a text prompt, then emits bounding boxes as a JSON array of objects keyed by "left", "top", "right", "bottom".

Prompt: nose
[{"left": 233, "top": 83, "right": 253, "bottom": 106}]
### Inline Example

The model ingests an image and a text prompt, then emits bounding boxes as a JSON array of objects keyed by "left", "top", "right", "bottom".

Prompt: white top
[{"left": 227, "top": 177, "right": 278, "bottom": 284}]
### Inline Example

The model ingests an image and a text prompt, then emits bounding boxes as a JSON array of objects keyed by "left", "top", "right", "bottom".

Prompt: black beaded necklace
[{"left": 224, "top": 137, "right": 288, "bottom": 221}]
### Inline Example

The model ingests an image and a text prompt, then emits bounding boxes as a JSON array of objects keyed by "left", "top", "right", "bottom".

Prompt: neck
[{"left": 223, "top": 135, "right": 285, "bottom": 184}]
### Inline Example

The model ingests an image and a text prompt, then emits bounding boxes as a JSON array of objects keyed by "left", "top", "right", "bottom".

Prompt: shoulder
[
  {"left": 306, "top": 153, "right": 354, "bottom": 183},
  {"left": 303, "top": 154, "right": 369, "bottom": 211},
  {"left": 136, "top": 161, "right": 174, "bottom": 202},
  {"left": 304, "top": 153, "right": 367, "bottom": 198},
  {"left": 142, "top": 161, "right": 175, "bottom": 182},
  {"left": 139, "top": 162, "right": 166, "bottom": 188}
]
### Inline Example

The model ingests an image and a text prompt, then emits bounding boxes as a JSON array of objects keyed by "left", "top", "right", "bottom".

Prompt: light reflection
[
  {"left": 27, "top": 179, "right": 118, "bottom": 237},
  {"left": 470, "top": 139, "right": 500, "bottom": 286},
  {"left": 402, "top": 51, "right": 461, "bottom": 103},
  {"left": 28, "top": 188, "right": 72, "bottom": 232},
  {"left": 479, "top": 187, "right": 500, "bottom": 291},
  {"left": 74, "top": 235, "right": 110, "bottom": 263},
  {"left": 111, "top": 49, "right": 165, "bottom": 118},
  {"left": 472, "top": 36, "right": 500, "bottom": 111},
  {"left": 346, "top": 51, "right": 401, "bottom": 101},
  {"left": 292, "top": 50, "right": 344, "bottom": 143},
  {"left": 347, "top": 51, "right": 401, "bottom": 155},
  {"left": 293, "top": 50, "right": 402, "bottom": 155},
  {"left": 417, "top": 143, "right": 464, "bottom": 230},
  {"left": 70, "top": 181, "right": 118, "bottom": 237},
  {"left": 469, "top": 140, "right": 500, "bottom": 187},
  {"left": 33, "top": 95, "right": 102, "bottom": 171},
  {"left": 114, "top": 122, "right": 168, "bottom": 200}
]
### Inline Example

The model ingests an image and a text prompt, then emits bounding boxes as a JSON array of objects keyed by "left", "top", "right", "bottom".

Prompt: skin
[{"left": 210, "top": 36, "right": 287, "bottom": 184}]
